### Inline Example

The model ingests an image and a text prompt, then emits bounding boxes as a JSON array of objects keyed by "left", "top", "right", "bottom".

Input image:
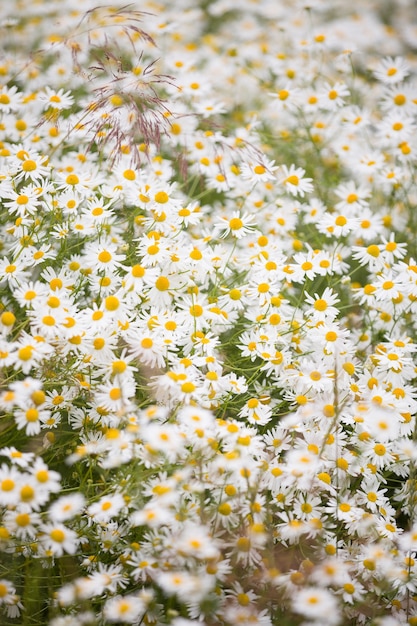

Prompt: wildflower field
[{"left": 1, "top": 0, "right": 417, "bottom": 624}]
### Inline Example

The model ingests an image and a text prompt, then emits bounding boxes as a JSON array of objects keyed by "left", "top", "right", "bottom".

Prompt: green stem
[{"left": 22, "top": 557, "right": 47, "bottom": 626}]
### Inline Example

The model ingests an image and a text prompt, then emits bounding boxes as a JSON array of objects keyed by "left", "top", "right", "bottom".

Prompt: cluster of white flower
[{"left": 1, "top": 0, "right": 417, "bottom": 624}]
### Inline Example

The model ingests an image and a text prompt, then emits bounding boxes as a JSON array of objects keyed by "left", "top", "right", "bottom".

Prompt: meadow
[{"left": 1, "top": 1, "right": 417, "bottom": 624}]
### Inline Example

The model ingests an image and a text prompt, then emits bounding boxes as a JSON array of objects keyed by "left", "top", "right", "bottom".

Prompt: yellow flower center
[
  {"left": 155, "top": 276, "right": 170, "bottom": 291},
  {"left": 154, "top": 191, "right": 169, "bottom": 203},
  {"left": 50, "top": 529, "right": 65, "bottom": 542},
  {"left": 181, "top": 382, "right": 195, "bottom": 393},
  {"left": 1, "top": 311, "right": 15, "bottom": 326},
  {"left": 229, "top": 217, "right": 243, "bottom": 230},
  {"left": 98, "top": 250, "right": 112, "bottom": 263},
  {"left": 112, "top": 360, "right": 127, "bottom": 374},
  {"left": 16, "top": 513, "right": 30, "bottom": 527},
  {"left": 20, "top": 485, "right": 35, "bottom": 501},
  {"left": 26, "top": 408, "right": 39, "bottom": 422},
  {"left": 285, "top": 175, "right": 299, "bottom": 186},
  {"left": 123, "top": 169, "right": 136, "bottom": 180},
  {"left": 22, "top": 159, "right": 37, "bottom": 171},
  {"left": 105, "top": 296, "right": 119, "bottom": 311},
  {"left": 313, "top": 299, "right": 327, "bottom": 311},
  {"left": 109, "top": 388, "right": 121, "bottom": 401},
  {"left": 66, "top": 174, "right": 79, "bottom": 185},
  {"left": 1, "top": 479, "right": 14, "bottom": 492},
  {"left": 141, "top": 337, "right": 153, "bottom": 349}
]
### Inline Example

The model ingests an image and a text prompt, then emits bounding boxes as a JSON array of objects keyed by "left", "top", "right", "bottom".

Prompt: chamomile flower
[
  {"left": 39, "top": 87, "right": 74, "bottom": 110},
  {"left": 318, "top": 212, "right": 360, "bottom": 238},
  {"left": 319, "top": 81, "right": 350, "bottom": 110},
  {"left": 292, "top": 587, "right": 340, "bottom": 626},
  {"left": 159, "top": 569, "right": 215, "bottom": 603},
  {"left": 142, "top": 422, "right": 185, "bottom": 460},
  {"left": 0, "top": 85, "right": 22, "bottom": 112},
  {"left": 83, "top": 240, "right": 125, "bottom": 273},
  {"left": 13, "top": 149, "right": 51, "bottom": 183},
  {"left": 352, "top": 243, "right": 386, "bottom": 271},
  {"left": 0, "top": 256, "right": 29, "bottom": 286},
  {"left": 12, "top": 334, "right": 53, "bottom": 374},
  {"left": 125, "top": 329, "right": 168, "bottom": 369},
  {"left": 373, "top": 273, "right": 403, "bottom": 302},
  {"left": 175, "top": 522, "right": 220, "bottom": 560},
  {"left": 0, "top": 447, "right": 34, "bottom": 469},
  {"left": 380, "top": 234, "right": 407, "bottom": 264},
  {"left": 0, "top": 464, "right": 23, "bottom": 507},
  {"left": 94, "top": 379, "right": 136, "bottom": 413},
  {"left": 14, "top": 405, "right": 51, "bottom": 436},
  {"left": 40, "top": 523, "right": 80, "bottom": 557},
  {"left": 48, "top": 494, "right": 86, "bottom": 522},
  {"left": 3, "top": 185, "right": 43, "bottom": 217},
  {"left": 240, "top": 158, "right": 278, "bottom": 184},
  {"left": 103, "top": 595, "right": 145, "bottom": 624},
  {"left": 373, "top": 56, "right": 410, "bottom": 84},
  {"left": 334, "top": 181, "right": 370, "bottom": 212},
  {"left": 0, "top": 579, "right": 22, "bottom": 618},
  {"left": 278, "top": 164, "right": 313, "bottom": 197},
  {"left": 3, "top": 507, "right": 41, "bottom": 540},
  {"left": 87, "top": 493, "right": 126, "bottom": 524},
  {"left": 215, "top": 211, "right": 257, "bottom": 238},
  {"left": 304, "top": 288, "right": 340, "bottom": 322},
  {"left": 239, "top": 396, "right": 273, "bottom": 426},
  {"left": 380, "top": 84, "right": 417, "bottom": 115}
]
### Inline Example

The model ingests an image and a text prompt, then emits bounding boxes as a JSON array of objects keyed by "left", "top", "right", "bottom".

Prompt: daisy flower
[
  {"left": 318, "top": 212, "right": 360, "bottom": 238},
  {"left": 48, "top": 494, "right": 85, "bottom": 522},
  {"left": 0, "top": 256, "right": 30, "bottom": 286},
  {"left": 175, "top": 522, "right": 220, "bottom": 560},
  {"left": 0, "top": 579, "right": 22, "bottom": 618},
  {"left": 0, "top": 85, "right": 22, "bottom": 112},
  {"left": 0, "top": 447, "right": 34, "bottom": 469},
  {"left": 215, "top": 211, "right": 257, "bottom": 238},
  {"left": 269, "top": 83, "right": 301, "bottom": 110},
  {"left": 304, "top": 287, "right": 340, "bottom": 322},
  {"left": 32, "top": 458, "right": 61, "bottom": 495},
  {"left": 0, "top": 464, "right": 23, "bottom": 507},
  {"left": 278, "top": 164, "right": 313, "bottom": 197},
  {"left": 103, "top": 595, "right": 145, "bottom": 624},
  {"left": 359, "top": 440, "right": 396, "bottom": 470},
  {"left": 13, "top": 150, "right": 51, "bottom": 183},
  {"left": 240, "top": 158, "right": 278, "bottom": 184},
  {"left": 238, "top": 396, "right": 273, "bottom": 426},
  {"left": 380, "top": 234, "right": 407, "bottom": 263},
  {"left": 157, "top": 570, "right": 214, "bottom": 603},
  {"left": 94, "top": 379, "right": 136, "bottom": 413},
  {"left": 40, "top": 523, "right": 80, "bottom": 557},
  {"left": 351, "top": 244, "right": 386, "bottom": 272},
  {"left": 380, "top": 84, "right": 417, "bottom": 114},
  {"left": 355, "top": 209, "right": 384, "bottom": 241},
  {"left": 126, "top": 328, "right": 169, "bottom": 369},
  {"left": 14, "top": 406, "right": 51, "bottom": 436},
  {"left": 361, "top": 402, "right": 401, "bottom": 442},
  {"left": 87, "top": 493, "right": 126, "bottom": 524},
  {"left": 378, "top": 111, "right": 415, "bottom": 145},
  {"left": 39, "top": 87, "right": 74, "bottom": 110},
  {"left": 3, "top": 508, "right": 41, "bottom": 540},
  {"left": 141, "top": 422, "right": 185, "bottom": 460},
  {"left": 372, "top": 56, "right": 410, "bottom": 84},
  {"left": 83, "top": 239, "right": 125, "bottom": 273},
  {"left": 319, "top": 81, "right": 350, "bottom": 110},
  {"left": 373, "top": 273, "right": 403, "bottom": 302},
  {"left": 2, "top": 185, "right": 43, "bottom": 217},
  {"left": 334, "top": 181, "right": 370, "bottom": 212}
]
